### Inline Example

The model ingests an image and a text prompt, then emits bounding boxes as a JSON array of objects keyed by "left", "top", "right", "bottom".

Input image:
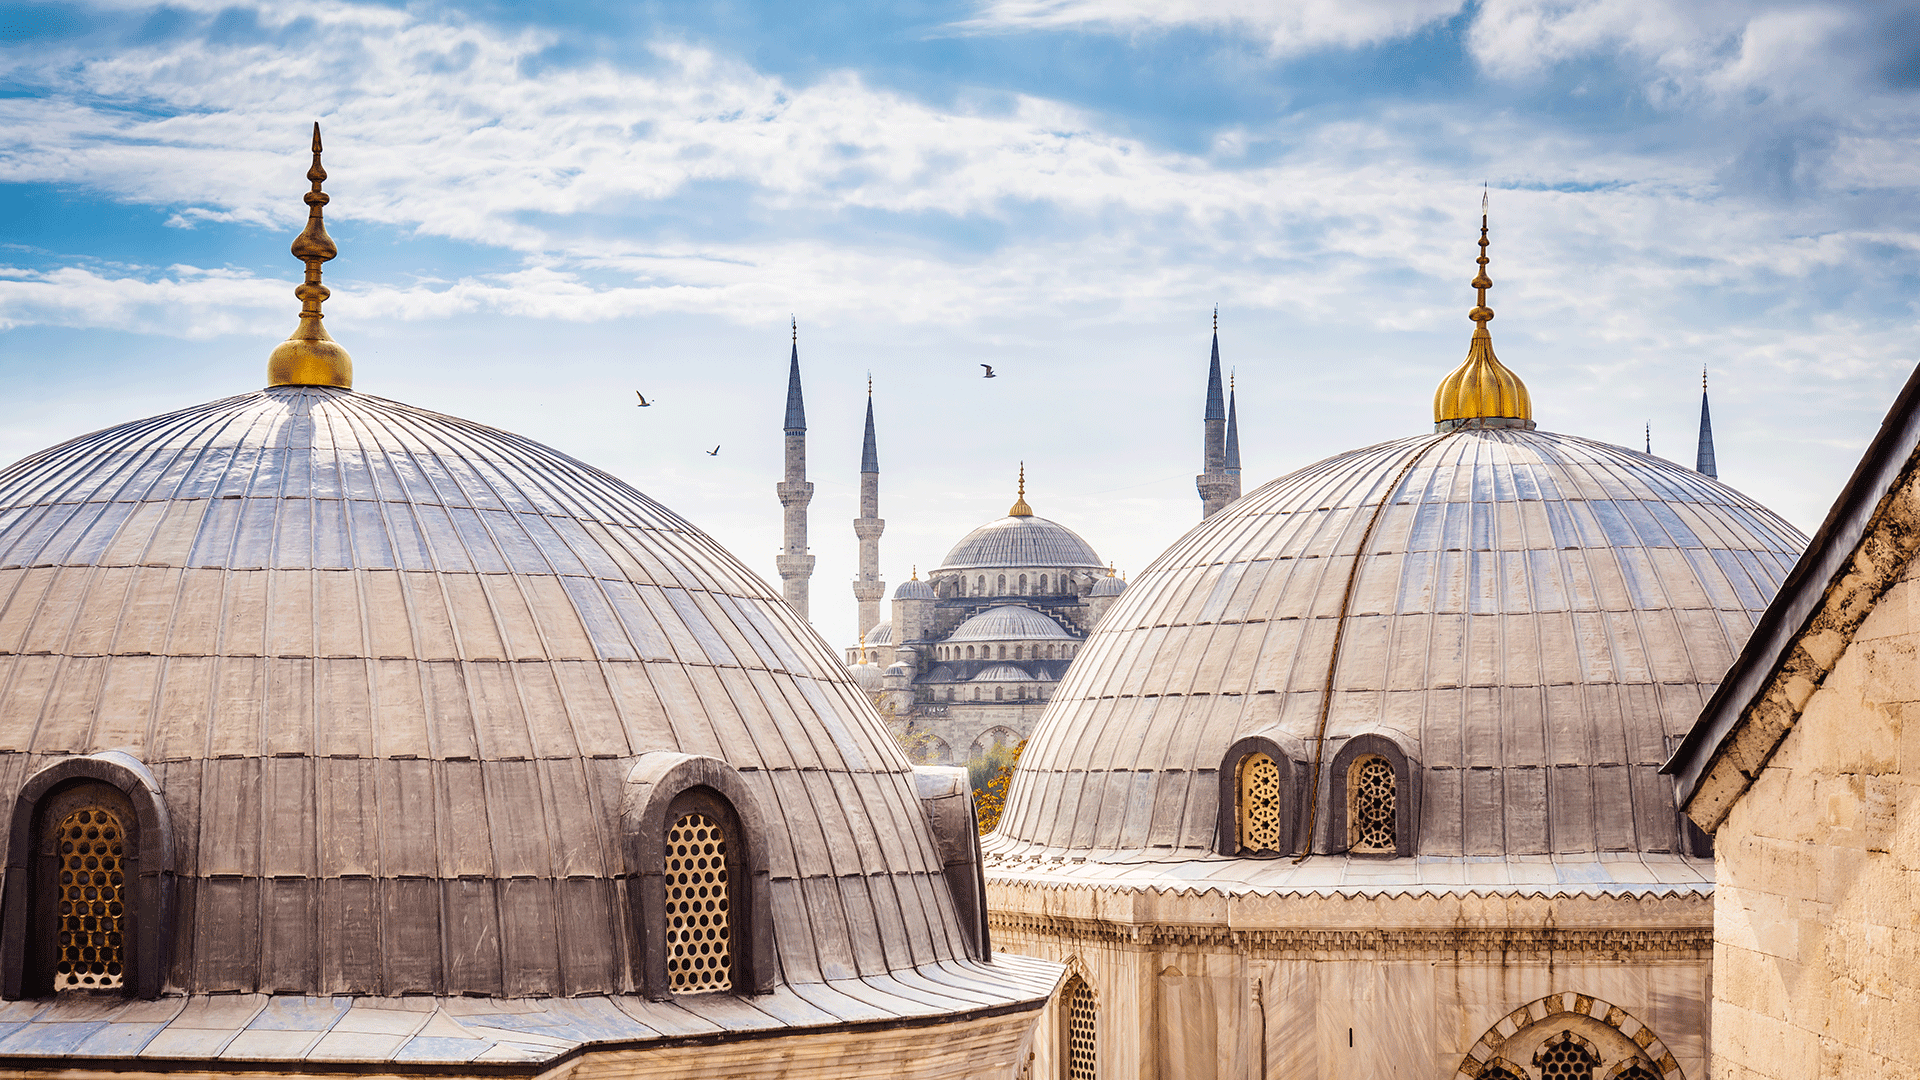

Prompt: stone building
[
  {"left": 1666, "top": 360, "right": 1920, "bottom": 1077},
  {"left": 984, "top": 211, "right": 1807, "bottom": 1079},
  {"left": 0, "top": 130, "right": 1057, "bottom": 1078}
]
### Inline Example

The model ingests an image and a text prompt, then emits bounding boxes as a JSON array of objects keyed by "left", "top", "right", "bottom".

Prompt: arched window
[
  {"left": 972, "top": 687, "right": 980, "bottom": 701},
  {"left": 966, "top": 645, "right": 975, "bottom": 659},
  {"left": 997, "top": 574, "right": 1006, "bottom": 594},
  {"left": 1014, "top": 645, "right": 1024, "bottom": 659},
  {"left": 4, "top": 752, "right": 174, "bottom": 1001},
  {"left": 621, "top": 755, "right": 773, "bottom": 1000},
  {"left": 1348, "top": 755, "right": 1396, "bottom": 853},
  {"left": 664, "top": 810, "right": 732, "bottom": 994},
  {"left": 1481, "top": 1064, "right": 1524, "bottom": 1080},
  {"left": 1534, "top": 1033, "right": 1599, "bottom": 1079},
  {"left": 1018, "top": 574, "right": 1027, "bottom": 594},
  {"left": 976, "top": 575, "right": 985, "bottom": 595},
  {"left": 1238, "top": 753, "right": 1284, "bottom": 854},
  {"left": 1610, "top": 1065, "right": 1660, "bottom": 1080},
  {"left": 995, "top": 686, "right": 1004, "bottom": 701},
  {"left": 1061, "top": 975, "right": 1096, "bottom": 1080},
  {"left": 1038, "top": 574, "right": 1048, "bottom": 592}
]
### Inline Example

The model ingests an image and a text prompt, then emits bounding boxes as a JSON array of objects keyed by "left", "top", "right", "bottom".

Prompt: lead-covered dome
[
  {"left": 949, "top": 605, "right": 1073, "bottom": 641},
  {"left": 991, "top": 428, "right": 1807, "bottom": 862},
  {"left": 0, "top": 387, "right": 981, "bottom": 997},
  {"left": 936, "top": 516, "right": 1102, "bottom": 572}
]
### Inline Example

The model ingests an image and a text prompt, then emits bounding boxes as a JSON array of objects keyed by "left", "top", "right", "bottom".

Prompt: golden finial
[
  {"left": 1008, "top": 462, "right": 1033, "bottom": 517},
  {"left": 1106, "top": 562, "right": 1115, "bottom": 578},
  {"left": 858, "top": 631, "right": 868, "bottom": 665},
  {"left": 910, "top": 564, "right": 919, "bottom": 580},
  {"left": 267, "top": 123, "right": 353, "bottom": 388},
  {"left": 1432, "top": 191, "right": 1532, "bottom": 430}
]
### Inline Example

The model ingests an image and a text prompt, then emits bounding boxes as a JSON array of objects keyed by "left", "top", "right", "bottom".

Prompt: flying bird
[
  {"left": 635, "top": 391, "right": 654, "bottom": 407},
  {"left": 706, "top": 445, "right": 720, "bottom": 456},
  {"left": 980, "top": 364, "right": 996, "bottom": 378}
]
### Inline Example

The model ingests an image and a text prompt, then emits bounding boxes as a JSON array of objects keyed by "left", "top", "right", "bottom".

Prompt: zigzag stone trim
[{"left": 1457, "top": 993, "right": 1682, "bottom": 1079}]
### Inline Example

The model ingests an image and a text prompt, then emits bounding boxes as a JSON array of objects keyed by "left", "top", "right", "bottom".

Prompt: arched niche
[{"left": 1455, "top": 993, "right": 1682, "bottom": 1080}]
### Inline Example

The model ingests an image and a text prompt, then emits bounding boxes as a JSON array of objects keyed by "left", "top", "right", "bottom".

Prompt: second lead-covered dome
[{"left": 991, "top": 428, "right": 1807, "bottom": 858}]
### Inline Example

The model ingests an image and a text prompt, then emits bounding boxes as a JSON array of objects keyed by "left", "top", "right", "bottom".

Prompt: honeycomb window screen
[
  {"left": 1063, "top": 976, "right": 1096, "bottom": 1080},
  {"left": 1612, "top": 1065, "right": 1659, "bottom": 1080},
  {"left": 1482, "top": 1068, "right": 1523, "bottom": 1080},
  {"left": 665, "top": 811, "right": 732, "bottom": 994},
  {"left": 53, "top": 807, "right": 125, "bottom": 991},
  {"left": 1349, "top": 755, "right": 1396, "bottom": 853},
  {"left": 1537, "top": 1036, "right": 1598, "bottom": 1079},
  {"left": 1238, "top": 752, "right": 1284, "bottom": 852}
]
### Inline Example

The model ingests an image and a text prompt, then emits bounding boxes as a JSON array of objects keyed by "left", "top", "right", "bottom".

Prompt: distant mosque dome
[
  {"left": 1090, "top": 572, "right": 1128, "bottom": 597},
  {"left": 935, "top": 469, "right": 1102, "bottom": 572},
  {"left": 893, "top": 577, "right": 936, "bottom": 600},
  {"left": 865, "top": 619, "right": 895, "bottom": 643},
  {"left": 949, "top": 605, "right": 1073, "bottom": 641},
  {"left": 848, "top": 660, "right": 886, "bottom": 692}
]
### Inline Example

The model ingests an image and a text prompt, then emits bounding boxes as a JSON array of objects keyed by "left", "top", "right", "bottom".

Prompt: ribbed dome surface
[
  {"left": 993, "top": 428, "right": 1807, "bottom": 858},
  {"left": 935, "top": 516, "right": 1102, "bottom": 572},
  {"left": 0, "top": 387, "right": 973, "bottom": 995},
  {"left": 972, "top": 664, "right": 1036, "bottom": 683},
  {"left": 893, "top": 578, "right": 936, "bottom": 599},
  {"left": 948, "top": 605, "right": 1072, "bottom": 641},
  {"left": 1090, "top": 574, "right": 1127, "bottom": 597}
]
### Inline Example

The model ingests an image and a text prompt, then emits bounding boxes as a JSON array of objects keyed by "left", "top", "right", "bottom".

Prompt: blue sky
[{"left": 3, "top": 0, "right": 1918, "bottom": 650}]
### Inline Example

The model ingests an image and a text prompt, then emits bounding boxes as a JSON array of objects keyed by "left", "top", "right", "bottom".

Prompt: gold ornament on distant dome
[
  {"left": 1008, "top": 463, "right": 1033, "bottom": 517},
  {"left": 267, "top": 123, "right": 353, "bottom": 388},
  {"left": 1433, "top": 193, "right": 1532, "bottom": 430}
]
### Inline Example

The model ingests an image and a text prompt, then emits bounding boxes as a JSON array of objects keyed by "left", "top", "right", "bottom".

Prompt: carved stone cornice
[{"left": 987, "top": 912, "right": 1712, "bottom": 961}]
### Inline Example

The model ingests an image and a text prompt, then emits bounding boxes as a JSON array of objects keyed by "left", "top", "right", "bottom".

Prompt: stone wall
[
  {"left": 1708, "top": 561, "right": 1920, "bottom": 1077},
  {"left": 989, "top": 881, "right": 1710, "bottom": 1079}
]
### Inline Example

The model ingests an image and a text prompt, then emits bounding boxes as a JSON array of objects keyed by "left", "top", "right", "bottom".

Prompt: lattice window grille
[
  {"left": 55, "top": 807, "right": 125, "bottom": 991},
  {"left": 1612, "top": 1065, "right": 1660, "bottom": 1080},
  {"left": 1065, "top": 977, "right": 1097, "bottom": 1080},
  {"left": 1482, "top": 1068, "right": 1523, "bottom": 1080},
  {"left": 1351, "top": 756, "right": 1396, "bottom": 852},
  {"left": 665, "top": 812, "right": 732, "bottom": 994},
  {"left": 1239, "top": 752, "right": 1284, "bottom": 852},
  {"left": 1538, "top": 1037, "right": 1598, "bottom": 1080}
]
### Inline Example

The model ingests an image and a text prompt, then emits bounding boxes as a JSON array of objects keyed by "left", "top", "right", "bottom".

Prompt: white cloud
[{"left": 951, "top": 0, "right": 1464, "bottom": 53}]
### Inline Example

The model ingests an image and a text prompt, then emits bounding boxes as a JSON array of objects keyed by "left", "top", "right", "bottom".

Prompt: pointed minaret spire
[
  {"left": 1197, "top": 306, "right": 1238, "bottom": 518},
  {"left": 268, "top": 123, "right": 353, "bottom": 388},
  {"left": 1646, "top": 421, "right": 1652, "bottom": 455},
  {"left": 852, "top": 376, "right": 886, "bottom": 636},
  {"left": 1225, "top": 368, "right": 1242, "bottom": 479},
  {"left": 776, "top": 318, "right": 815, "bottom": 621},
  {"left": 1696, "top": 365, "right": 1719, "bottom": 479}
]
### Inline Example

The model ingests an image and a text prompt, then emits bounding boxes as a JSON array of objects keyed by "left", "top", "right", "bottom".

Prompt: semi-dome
[
  {"left": 0, "top": 386, "right": 996, "bottom": 999},
  {"left": 972, "top": 664, "right": 1035, "bottom": 683},
  {"left": 1090, "top": 573, "right": 1127, "bottom": 597},
  {"left": 848, "top": 661, "right": 886, "bottom": 692},
  {"left": 866, "top": 619, "right": 894, "bottom": 643},
  {"left": 991, "top": 428, "right": 1807, "bottom": 863},
  {"left": 948, "top": 604, "right": 1072, "bottom": 642}
]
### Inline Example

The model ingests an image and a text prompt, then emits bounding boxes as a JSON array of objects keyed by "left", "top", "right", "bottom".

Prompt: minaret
[
  {"left": 852, "top": 377, "right": 886, "bottom": 636},
  {"left": 1225, "top": 369, "right": 1242, "bottom": 491},
  {"left": 776, "top": 318, "right": 815, "bottom": 621},
  {"left": 1696, "top": 367, "right": 1718, "bottom": 479},
  {"left": 1197, "top": 306, "right": 1237, "bottom": 518}
]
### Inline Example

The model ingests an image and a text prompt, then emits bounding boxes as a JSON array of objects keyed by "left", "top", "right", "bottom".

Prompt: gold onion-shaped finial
[
  {"left": 1433, "top": 193, "right": 1531, "bottom": 430},
  {"left": 267, "top": 123, "right": 353, "bottom": 388},
  {"left": 1008, "top": 462, "right": 1032, "bottom": 517}
]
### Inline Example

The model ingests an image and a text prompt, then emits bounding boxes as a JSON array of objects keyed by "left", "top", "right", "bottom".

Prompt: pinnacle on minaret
[
  {"left": 776, "top": 317, "right": 815, "bottom": 621},
  {"left": 852, "top": 379, "right": 886, "bottom": 636},
  {"left": 1225, "top": 369, "right": 1242, "bottom": 478},
  {"left": 1197, "top": 306, "right": 1239, "bottom": 519},
  {"left": 1696, "top": 366, "right": 1718, "bottom": 479}
]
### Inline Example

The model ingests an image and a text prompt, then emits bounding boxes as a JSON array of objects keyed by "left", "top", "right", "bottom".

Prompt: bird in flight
[
  {"left": 706, "top": 445, "right": 720, "bottom": 456},
  {"left": 635, "top": 391, "right": 654, "bottom": 407},
  {"left": 980, "top": 364, "right": 996, "bottom": 378}
]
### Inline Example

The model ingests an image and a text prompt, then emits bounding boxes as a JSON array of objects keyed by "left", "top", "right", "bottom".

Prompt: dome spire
[
  {"left": 1697, "top": 365, "right": 1718, "bottom": 479},
  {"left": 267, "top": 123, "right": 353, "bottom": 389},
  {"left": 1009, "top": 462, "right": 1032, "bottom": 517},
  {"left": 1433, "top": 192, "right": 1532, "bottom": 431}
]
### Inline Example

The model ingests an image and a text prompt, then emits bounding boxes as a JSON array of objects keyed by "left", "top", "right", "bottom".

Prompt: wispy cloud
[{"left": 949, "top": 0, "right": 1464, "bottom": 53}]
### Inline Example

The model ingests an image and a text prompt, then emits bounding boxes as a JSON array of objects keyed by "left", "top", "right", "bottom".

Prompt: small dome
[
  {"left": 1091, "top": 574, "right": 1128, "bottom": 597},
  {"left": 972, "top": 664, "right": 1033, "bottom": 682},
  {"left": 937, "top": 515, "right": 1102, "bottom": 571},
  {"left": 866, "top": 620, "right": 895, "bottom": 644},
  {"left": 848, "top": 661, "right": 885, "bottom": 692},
  {"left": 894, "top": 577, "right": 936, "bottom": 600},
  {"left": 949, "top": 605, "right": 1072, "bottom": 641}
]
